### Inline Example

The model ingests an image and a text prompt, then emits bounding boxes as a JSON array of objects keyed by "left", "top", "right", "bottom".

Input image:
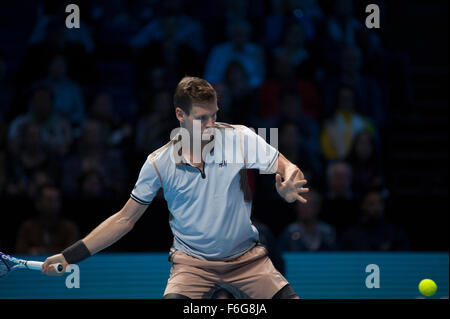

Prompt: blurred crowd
[{"left": 0, "top": 0, "right": 412, "bottom": 256}]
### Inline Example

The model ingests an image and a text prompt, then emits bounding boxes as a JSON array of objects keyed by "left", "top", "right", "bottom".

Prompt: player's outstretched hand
[
  {"left": 41, "top": 253, "right": 69, "bottom": 276},
  {"left": 275, "top": 168, "right": 309, "bottom": 203}
]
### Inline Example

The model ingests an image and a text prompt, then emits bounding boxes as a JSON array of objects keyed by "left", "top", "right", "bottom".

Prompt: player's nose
[{"left": 205, "top": 116, "right": 214, "bottom": 128}]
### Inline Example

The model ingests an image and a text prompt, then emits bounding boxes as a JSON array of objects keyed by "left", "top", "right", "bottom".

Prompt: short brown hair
[{"left": 173, "top": 76, "right": 216, "bottom": 115}]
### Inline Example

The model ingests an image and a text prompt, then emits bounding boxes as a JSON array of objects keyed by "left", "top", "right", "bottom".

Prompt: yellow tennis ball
[{"left": 418, "top": 279, "right": 437, "bottom": 297}]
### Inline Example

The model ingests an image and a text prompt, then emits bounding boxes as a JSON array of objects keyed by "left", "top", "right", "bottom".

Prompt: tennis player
[{"left": 42, "top": 76, "right": 309, "bottom": 299}]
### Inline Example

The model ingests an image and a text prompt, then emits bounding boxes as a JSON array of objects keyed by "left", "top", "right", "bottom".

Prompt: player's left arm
[{"left": 275, "top": 153, "right": 309, "bottom": 203}]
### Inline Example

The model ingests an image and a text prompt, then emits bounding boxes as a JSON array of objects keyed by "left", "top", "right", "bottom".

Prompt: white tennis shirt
[{"left": 131, "top": 122, "right": 279, "bottom": 260}]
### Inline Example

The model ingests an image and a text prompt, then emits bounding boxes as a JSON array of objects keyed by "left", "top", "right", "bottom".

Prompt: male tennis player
[{"left": 42, "top": 76, "right": 309, "bottom": 299}]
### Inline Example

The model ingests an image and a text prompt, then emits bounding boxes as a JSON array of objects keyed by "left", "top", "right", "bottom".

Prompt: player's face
[{"left": 178, "top": 101, "right": 219, "bottom": 141}]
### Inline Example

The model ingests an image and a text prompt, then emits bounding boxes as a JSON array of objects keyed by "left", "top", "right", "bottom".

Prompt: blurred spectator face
[
  {"left": 31, "top": 88, "right": 53, "bottom": 121},
  {"left": 280, "top": 123, "right": 300, "bottom": 150},
  {"left": 275, "top": 54, "right": 295, "bottom": 79},
  {"left": 162, "top": 15, "right": 178, "bottom": 39},
  {"left": 225, "top": 61, "right": 249, "bottom": 93},
  {"left": 296, "top": 0, "right": 318, "bottom": 10},
  {"left": 228, "top": 20, "right": 251, "bottom": 49},
  {"left": 334, "top": 0, "right": 354, "bottom": 18},
  {"left": 162, "top": 0, "right": 182, "bottom": 16},
  {"left": 153, "top": 91, "right": 172, "bottom": 117},
  {"left": 327, "top": 162, "right": 352, "bottom": 196},
  {"left": 27, "top": 171, "right": 52, "bottom": 200},
  {"left": 280, "top": 123, "right": 300, "bottom": 164},
  {"left": 337, "top": 87, "right": 354, "bottom": 111},
  {"left": 46, "top": 24, "right": 66, "bottom": 49},
  {"left": 341, "top": 46, "right": 362, "bottom": 74},
  {"left": 361, "top": 191, "right": 384, "bottom": 220},
  {"left": 22, "top": 123, "right": 41, "bottom": 151},
  {"left": 81, "top": 171, "right": 104, "bottom": 198},
  {"left": 80, "top": 120, "right": 104, "bottom": 149},
  {"left": 280, "top": 93, "right": 302, "bottom": 117},
  {"left": 48, "top": 55, "right": 67, "bottom": 80},
  {"left": 295, "top": 190, "right": 322, "bottom": 223},
  {"left": 92, "top": 92, "right": 114, "bottom": 122},
  {"left": 284, "top": 23, "right": 305, "bottom": 48},
  {"left": 148, "top": 67, "right": 167, "bottom": 91},
  {"left": 36, "top": 187, "right": 61, "bottom": 218},
  {"left": 355, "top": 132, "right": 373, "bottom": 161},
  {"left": 228, "top": 0, "right": 249, "bottom": 17}
]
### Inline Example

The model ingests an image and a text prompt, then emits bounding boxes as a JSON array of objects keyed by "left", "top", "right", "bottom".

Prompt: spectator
[
  {"left": 325, "top": 161, "right": 353, "bottom": 200},
  {"left": 263, "top": 0, "right": 324, "bottom": 48},
  {"left": 320, "top": 161, "right": 358, "bottom": 236},
  {"left": 15, "top": 184, "right": 79, "bottom": 254},
  {"left": 25, "top": 170, "right": 54, "bottom": 201},
  {"left": 278, "top": 118, "right": 321, "bottom": 181},
  {"left": 324, "top": 0, "right": 362, "bottom": 48},
  {"left": 41, "top": 54, "right": 85, "bottom": 126},
  {"left": 340, "top": 188, "right": 410, "bottom": 251},
  {"left": 61, "top": 119, "right": 128, "bottom": 199},
  {"left": 347, "top": 131, "right": 384, "bottom": 197},
  {"left": 28, "top": 1, "right": 95, "bottom": 53},
  {"left": 130, "top": 0, "right": 204, "bottom": 54},
  {"left": 65, "top": 168, "right": 116, "bottom": 237},
  {"left": 88, "top": 91, "right": 132, "bottom": 148},
  {"left": 322, "top": 45, "right": 385, "bottom": 127},
  {"left": 273, "top": 21, "right": 314, "bottom": 80},
  {"left": 320, "top": 85, "right": 377, "bottom": 161},
  {"left": 4, "top": 122, "right": 58, "bottom": 197},
  {"left": 204, "top": 19, "right": 265, "bottom": 88},
  {"left": 279, "top": 90, "right": 320, "bottom": 149},
  {"left": 133, "top": 14, "right": 203, "bottom": 88},
  {"left": 278, "top": 190, "right": 336, "bottom": 252},
  {"left": 212, "top": 82, "right": 233, "bottom": 123},
  {"left": 7, "top": 84, "right": 72, "bottom": 157},
  {"left": 256, "top": 53, "right": 322, "bottom": 124},
  {"left": 223, "top": 60, "right": 257, "bottom": 124},
  {"left": 289, "top": 0, "right": 324, "bottom": 42},
  {"left": 135, "top": 90, "right": 178, "bottom": 154}
]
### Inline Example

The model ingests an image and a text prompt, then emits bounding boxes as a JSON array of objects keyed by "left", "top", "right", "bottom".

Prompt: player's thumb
[{"left": 275, "top": 174, "right": 282, "bottom": 188}]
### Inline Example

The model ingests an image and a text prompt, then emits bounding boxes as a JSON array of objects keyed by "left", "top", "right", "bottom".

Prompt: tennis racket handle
[{"left": 27, "top": 261, "right": 64, "bottom": 273}]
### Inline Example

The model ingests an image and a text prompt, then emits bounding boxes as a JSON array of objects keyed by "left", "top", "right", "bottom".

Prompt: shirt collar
[{"left": 173, "top": 132, "right": 215, "bottom": 166}]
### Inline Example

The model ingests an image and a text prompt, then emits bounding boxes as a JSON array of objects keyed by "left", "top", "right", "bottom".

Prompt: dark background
[{"left": 0, "top": 0, "right": 447, "bottom": 255}]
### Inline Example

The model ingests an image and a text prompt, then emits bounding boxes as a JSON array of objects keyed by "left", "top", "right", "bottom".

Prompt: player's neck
[{"left": 182, "top": 140, "right": 209, "bottom": 165}]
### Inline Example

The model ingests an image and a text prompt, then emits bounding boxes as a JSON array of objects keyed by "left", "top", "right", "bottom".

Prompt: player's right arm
[
  {"left": 82, "top": 198, "right": 148, "bottom": 255},
  {"left": 41, "top": 199, "right": 148, "bottom": 275}
]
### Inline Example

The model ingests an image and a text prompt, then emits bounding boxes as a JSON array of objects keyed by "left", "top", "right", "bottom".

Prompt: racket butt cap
[{"left": 55, "top": 263, "right": 64, "bottom": 273}]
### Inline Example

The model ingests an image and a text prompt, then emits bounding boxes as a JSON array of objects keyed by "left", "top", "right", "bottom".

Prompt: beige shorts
[{"left": 163, "top": 244, "right": 289, "bottom": 299}]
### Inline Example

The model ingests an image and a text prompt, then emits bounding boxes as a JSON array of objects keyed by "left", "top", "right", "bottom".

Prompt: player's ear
[{"left": 175, "top": 107, "right": 185, "bottom": 123}]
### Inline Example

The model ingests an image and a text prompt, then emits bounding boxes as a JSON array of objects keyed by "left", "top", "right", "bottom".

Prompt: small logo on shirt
[{"left": 218, "top": 160, "right": 227, "bottom": 167}]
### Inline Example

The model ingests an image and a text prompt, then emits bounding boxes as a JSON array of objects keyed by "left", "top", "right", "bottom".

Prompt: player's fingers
[
  {"left": 41, "top": 260, "right": 50, "bottom": 273},
  {"left": 275, "top": 174, "right": 282, "bottom": 188},
  {"left": 294, "top": 180, "right": 307, "bottom": 187},
  {"left": 296, "top": 194, "right": 308, "bottom": 204},
  {"left": 297, "top": 187, "right": 309, "bottom": 194},
  {"left": 289, "top": 169, "right": 298, "bottom": 181}
]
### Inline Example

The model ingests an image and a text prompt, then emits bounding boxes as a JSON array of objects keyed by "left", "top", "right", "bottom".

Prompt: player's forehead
[{"left": 190, "top": 102, "right": 219, "bottom": 116}]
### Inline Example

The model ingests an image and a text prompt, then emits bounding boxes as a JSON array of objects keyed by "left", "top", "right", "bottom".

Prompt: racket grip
[{"left": 27, "top": 261, "right": 64, "bottom": 273}]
